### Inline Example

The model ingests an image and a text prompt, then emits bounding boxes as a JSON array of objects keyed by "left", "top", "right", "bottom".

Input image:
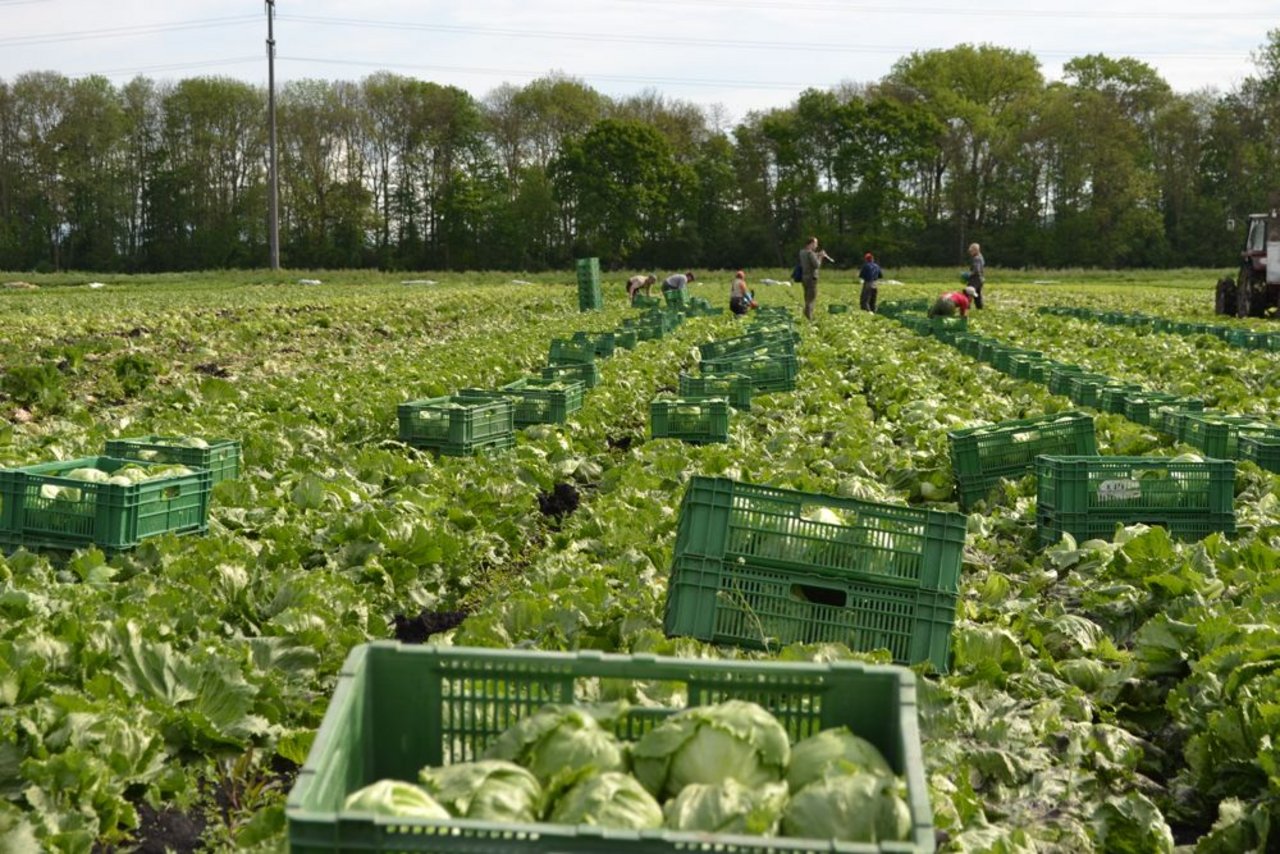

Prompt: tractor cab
[{"left": 1217, "top": 201, "right": 1280, "bottom": 317}]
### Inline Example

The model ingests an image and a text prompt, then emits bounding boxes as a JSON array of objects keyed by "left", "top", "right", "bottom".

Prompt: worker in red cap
[
  {"left": 858, "top": 252, "right": 883, "bottom": 313},
  {"left": 929, "top": 286, "right": 977, "bottom": 318}
]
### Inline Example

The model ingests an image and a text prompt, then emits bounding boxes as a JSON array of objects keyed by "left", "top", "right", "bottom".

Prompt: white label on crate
[{"left": 1097, "top": 479, "right": 1142, "bottom": 502}]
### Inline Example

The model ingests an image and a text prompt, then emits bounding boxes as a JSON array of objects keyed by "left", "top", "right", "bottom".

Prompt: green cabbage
[
  {"left": 631, "top": 700, "right": 790, "bottom": 800},
  {"left": 482, "top": 704, "right": 627, "bottom": 784},
  {"left": 342, "top": 779, "right": 450, "bottom": 820},
  {"left": 781, "top": 772, "right": 912, "bottom": 843},
  {"left": 548, "top": 771, "right": 662, "bottom": 830},
  {"left": 419, "top": 760, "right": 542, "bottom": 823},
  {"left": 785, "top": 727, "right": 893, "bottom": 793},
  {"left": 663, "top": 779, "right": 788, "bottom": 835}
]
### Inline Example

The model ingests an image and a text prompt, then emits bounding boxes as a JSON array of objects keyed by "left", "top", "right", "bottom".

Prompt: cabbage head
[
  {"left": 781, "top": 772, "right": 911, "bottom": 843},
  {"left": 631, "top": 700, "right": 789, "bottom": 800},
  {"left": 419, "top": 760, "right": 542, "bottom": 823},
  {"left": 663, "top": 779, "right": 788, "bottom": 835},
  {"left": 342, "top": 779, "right": 450, "bottom": 820},
  {"left": 548, "top": 771, "right": 662, "bottom": 830},
  {"left": 786, "top": 727, "right": 893, "bottom": 792},
  {"left": 482, "top": 704, "right": 627, "bottom": 784}
]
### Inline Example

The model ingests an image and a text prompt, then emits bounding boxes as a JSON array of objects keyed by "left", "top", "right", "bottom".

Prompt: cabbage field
[{"left": 3, "top": 269, "right": 1280, "bottom": 853}]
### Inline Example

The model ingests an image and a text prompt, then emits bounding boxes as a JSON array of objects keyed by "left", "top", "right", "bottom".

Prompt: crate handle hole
[
  {"left": 162, "top": 486, "right": 181, "bottom": 500},
  {"left": 791, "top": 584, "right": 847, "bottom": 608}
]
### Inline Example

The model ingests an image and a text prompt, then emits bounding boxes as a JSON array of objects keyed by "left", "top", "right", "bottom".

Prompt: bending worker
[{"left": 928, "top": 286, "right": 978, "bottom": 318}]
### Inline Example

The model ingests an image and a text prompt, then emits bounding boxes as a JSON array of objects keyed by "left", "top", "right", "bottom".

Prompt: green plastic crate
[
  {"left": 286, "top": 643, "right": 936, "bottom": 854},
  {"left": 493, "top": 377, "right": 585, "bottom": 426},
  {"left": 1182, "top": 414, "right": 1280, "bottom": 459},
  {"left": 677, "top": 371, "right": 752, "bottom": 410},
  {"left": 665, "top": 553, "right": 958, "bottom": 671},
  {"left": 1035, "top": 455, "right": 1236, "bottom": 545},
  {"left": 700, "top": 353, "right": 798, "bottom": 393},
  {"left": 650, "top": 397, "right": 731, "bottom": 444},
  {"left": 975, "top": 340, "right": 1000, "bottom": 362},
  {"left": 1239, "top": 435, "right": 1280, "bottom": 473},
  {"left": 541, "top": 361, "right": 600, "bottom": 389},
  {"left": 575, "top": 258, "right": 602, "bottom": 312},
  {"left": 666, "top": 477, "right": 966, "bottom": 671},
  {"left": 1065, "top": 373, "right": 1116, "bottom": 408},
  {"left": 630, "top": 294, "right": 660, "bottom": 309},
  {"left": 1123, "top": 394, "right": 1204, "bottom": 427},
  {"left": 663, "top": 288, "right": 688, "bottom": 309},
  {"left": 1046, "top": 364, "right": 1086, "bottom": 396},
  {"left": 1097, "top": 383, "right": 1145, "bottom": 415},
  {"left": 613, "top": 329, "right": 638, "bottom": 349},
  {"left": 0, "top": 456, "right": 211, "bottom": 552},
  {"left": 547, "top": 337, "right": 596, "bottom": 366},
  {"left": 828, "top": 304, "right": 849, "bottom": 314},
  {"left": 1226, "top": 329, "right": 1272, "bottom": 350},
  {"left": 948, "top": 412, "right": 1097, "bottom": 510},
  {"left": 698, "top": 331, "right": 797, "bottom": 362},
  {"left": 104, "top": 436, "right": 241, "bottom": 485},
  {"left": 673, "top": 476, "right": 967, "bottom": 594},
  {"left": 397, "top": 394, "right": 514, "bottom": 455},
  {"left": 1008, "top": 354, "right": 1046, "bottom": 381},
  {"left": 1156, "top": 406, "right": 1215, "bottom": 442},
  {"left": 571, "top": 331, "right": 616, "bottom": 359},
  {"left": 991, "top": 348, "right": 1041, "bottom": 374}
]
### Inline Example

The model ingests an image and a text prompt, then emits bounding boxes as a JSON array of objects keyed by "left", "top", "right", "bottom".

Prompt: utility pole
[{"left": 266, "top": 0, "right": 280, "bottom": 270}]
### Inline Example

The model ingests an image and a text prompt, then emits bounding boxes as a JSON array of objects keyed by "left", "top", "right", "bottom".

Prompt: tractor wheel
[
  {"left": 1238, "top": 267, "right": 1258, "bottom": 317},
  {"left": 1215, "top": 277, "right": 1236, "bottom": 315}
]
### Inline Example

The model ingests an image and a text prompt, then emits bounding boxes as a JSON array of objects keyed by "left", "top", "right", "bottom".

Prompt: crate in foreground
[
  {"left": 649, "top": 397, "right": 730, "bottom": 444},
  {"left": 397, "top": 394, "right": 514, "bottom": 456},
  {"left": 104, "top": 435, "right": 241, "bottom": 485},
  {"left": 286, "top": 643, "right": 935, "bottom": 854},
  {"left": 947, "top": 411, "right": 1096, "bottom": 510},
  {"left": 0, "top": 456, "right": 211, "bottom": 552},
  {"left": 1240, "top": 435, "right": 1280, "bottom": 473},
  {"left": 665, "top": 476, "right": 966, "bottom": 671},
  {"left": 1035, "top": 455, "right": 1235, "bottom": 545}
]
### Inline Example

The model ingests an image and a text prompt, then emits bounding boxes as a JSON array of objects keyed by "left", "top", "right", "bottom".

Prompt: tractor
[{"left": 1215, "top": 193, "right": 1280, "bottom": 317}]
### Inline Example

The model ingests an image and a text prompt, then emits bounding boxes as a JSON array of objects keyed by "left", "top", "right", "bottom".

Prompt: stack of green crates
[
  {"left": 575, "top": 257, "right": 602, "bottom": 312},
  {"left": 105, "top": 435, "right": 241, "bottom": 485},
  {"left": 1046, "top": 364, "right": 1086, "bottom": 396},
  {"left": 0, "top": 456, "right": 212, "bottom": 553},
  {"left": 1181, "top": 413, "right": 1280, "bottom": 459},
  {"left": 663, "top": 288, "right": 688, "bottom": 309},
  {"left": 1035, "top": 455, "right": 1236, "bottom": 545},
  {"left": 650, "top": 397, "right": 731, "bottom": 444},
  {"left": 1096, "top": 382, "right": 1145, "bottom": 415},
  {"left": 701, "top": 352, "right": 798, "bottom": 392},
  {"left": 397, "top": 393, "right": 514, "bottom": 455},
  {"left": 285, "top": 643, "right": 937, "bottom": 853},
  {"left": 677, "top": 371, "right": 753, "bottom": 410},
  {"left": 663, "top": 475, "right": 967, "bottom": 671},
  {"left": 947, "top": 411, "right": 1097, "bottom": 510}
]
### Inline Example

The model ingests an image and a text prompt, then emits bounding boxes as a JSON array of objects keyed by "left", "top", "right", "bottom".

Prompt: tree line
[{"left": 0, "top": 34, "right": 1277, "bottom": 274}]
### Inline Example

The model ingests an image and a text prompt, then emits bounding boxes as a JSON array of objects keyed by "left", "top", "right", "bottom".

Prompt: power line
[
  {"left": 281, "top": 55, "right": 810, "bottom": 91},
  {"left": 74, "top": 57, "right": 263, "bottom": 79},
  {"left": 604, "top": 0, "right": 1266, "bottom": 20},
  {"left": 281, "top": 12, "right": 1252, "bottom": 61},
  {"left": 0, "top": 15, "right": 258, "bottom": 48}
]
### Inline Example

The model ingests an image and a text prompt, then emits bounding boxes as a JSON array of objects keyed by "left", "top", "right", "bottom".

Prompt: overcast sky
[{"left": 1, "top": 0, "right": 1274, "bottom": 121}]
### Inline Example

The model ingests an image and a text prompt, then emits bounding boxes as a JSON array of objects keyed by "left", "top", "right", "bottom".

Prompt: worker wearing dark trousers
[
  {"left": 967, "top": 243, "right": 986, "bottom": 308},
  {"left": 858, "top": 252, "right": 882, "bottom": 313}
]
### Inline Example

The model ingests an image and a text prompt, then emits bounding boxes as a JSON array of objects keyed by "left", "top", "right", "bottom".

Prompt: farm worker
[
  {"left": 929, "top": 286, "right": 977, "bottom": 318},
  {"left": 662, "top": 272, "right": 695, "bottom": 292},
  {"left": 627, "top": 274, "right": 656, "bottom": 301},
  {"left": 798, "top": 237, "right": 834, "bottom": 321},
  {"left": 858, "top": 252, "right": 883, "bottom": 313},
  {"left": 967, "top": 243, "right": 986, "bottom": 308},
  {"left": 729, "top": 270, "right": 758, "bottom": 316}
]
